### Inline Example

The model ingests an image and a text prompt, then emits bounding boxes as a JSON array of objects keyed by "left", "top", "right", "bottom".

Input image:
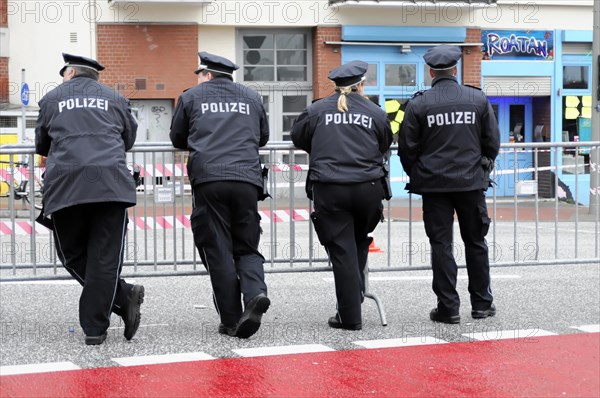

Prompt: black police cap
[
  {"left": 59, "top": 53, "right": 104, "bottom": 77},
  {"left": 423, "top": 45, "right": 462, "bottom": 70},
  {"left": 194, "top": 51, "right": 239, "bottom": 76},
  {"left": 328, "top": 60, "right": 368, "bottom": 87}
]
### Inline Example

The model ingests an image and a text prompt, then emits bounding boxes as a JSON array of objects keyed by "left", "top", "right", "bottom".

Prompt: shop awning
[{"left": 329, "top": 0, "right": 497, "bottom": 6}]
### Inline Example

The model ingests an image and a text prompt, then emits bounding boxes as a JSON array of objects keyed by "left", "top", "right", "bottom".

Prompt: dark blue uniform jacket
[
  {"left": 170, "top": 77, "right": 269, "bottom": 189},
  {"left": 35, "top": 76, "right": 138, "bottom": 216},
  {"left": 291, "top": 93, "right": 393, "bottom": 183},
  {"left": 398, "top": 76, "right": 500, "bottom": 193}
]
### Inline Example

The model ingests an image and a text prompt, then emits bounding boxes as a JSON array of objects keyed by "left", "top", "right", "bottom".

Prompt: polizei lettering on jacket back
[
  {"left": 324, "top": 113, "right": 373, "bottom": 128},
  {"left": 427, "top": 111, "right": 476, "bottom": 127},
  {"left": 58, "top": 98, "right": 109, "bottom": 113},
  {"left": 200, "top": 102, "right": 250, "bottom": 115}
]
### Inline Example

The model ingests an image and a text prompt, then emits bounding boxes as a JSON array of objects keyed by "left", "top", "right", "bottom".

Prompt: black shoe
[
  {"left": 328, "top": 316, "right": 362, "bottom": 331},
  {"left": 472, "top": 303, "right": 496, "bottom": 319},
  {"left": 85, "top": 333, "right": 107, "bottom": 346},
  {"left": 218, "top": 323, "right": 237, "bottom": 337},
  {"left": 430, "top": 308, "right": 460, "bottom": 324},
  {"left": 123, "top": 285, "right": 145, "bottom": 340},
  {"left": 235, "top": 293, "right": 270, "bottom": 339}
]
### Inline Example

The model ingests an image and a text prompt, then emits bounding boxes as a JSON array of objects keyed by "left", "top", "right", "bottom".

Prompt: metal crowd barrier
[{"left": 1, "top": 142, "right": 599, "bottom": 282}]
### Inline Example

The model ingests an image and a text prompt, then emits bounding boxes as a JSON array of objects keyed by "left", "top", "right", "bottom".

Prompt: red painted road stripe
[{"left": 0, "top": 333, "right": 598, "bottom": 398}]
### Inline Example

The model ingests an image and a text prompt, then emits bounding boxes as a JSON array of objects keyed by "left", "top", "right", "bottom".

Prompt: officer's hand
[{"left": 481, "top": 157, "right": 494, "bottom": 171}]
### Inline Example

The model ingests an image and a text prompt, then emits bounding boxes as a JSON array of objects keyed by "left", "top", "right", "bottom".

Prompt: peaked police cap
[
  {"left": 328, "top": 60, "right": 368, "bottom": 87},
  {"left": 59, "top": 53, "right": 104, "bottom": 77},
  {"left": 194, "top": 52, "right": 239, "bottom": 75},
  {"left": 423, "top": 45, "right": 462, "bottom": 70}
]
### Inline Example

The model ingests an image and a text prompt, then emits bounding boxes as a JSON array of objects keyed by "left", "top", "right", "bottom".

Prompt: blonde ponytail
[{"left": 336, "top": 86, "right": 353, "bottom": 113}]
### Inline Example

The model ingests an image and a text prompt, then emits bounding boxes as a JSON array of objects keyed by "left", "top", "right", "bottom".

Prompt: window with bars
[
  {"left": 0, "top": 117, "right": 18, "bottom": 128},
  {"left": 241, "top": 31, "right": 310, "bottom": 83}
]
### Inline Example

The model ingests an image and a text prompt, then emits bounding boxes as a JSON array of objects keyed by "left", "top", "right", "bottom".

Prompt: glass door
[
  {"left": 489, "top": 97, "right": 533, "bottom": 196},
  {"left": 255, "top": 90, "right": 311, "bottom": 166}
]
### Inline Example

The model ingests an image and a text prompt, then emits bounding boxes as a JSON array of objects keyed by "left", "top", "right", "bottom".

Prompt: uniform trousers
[
  {"left": 52, "top": 202, "right": 134, "bottom": 336},
  {"left": 312, "top": 181, "right": 384, "bottom": 325},
  {"left": 421, "top": 190, "right": 493, "bottom": 315},
  {"left": 191, "top": 181, "right": 267, "bottom": 327}
]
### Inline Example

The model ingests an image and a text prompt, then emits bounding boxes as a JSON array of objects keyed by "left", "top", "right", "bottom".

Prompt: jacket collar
[{"left": 431, "top": 75, "right": 458, "bottom": 87}]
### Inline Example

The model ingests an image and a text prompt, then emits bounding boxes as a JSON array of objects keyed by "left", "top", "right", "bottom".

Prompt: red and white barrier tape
[{"left": 0, "top": 209, "right": 311, "bottom": 235}]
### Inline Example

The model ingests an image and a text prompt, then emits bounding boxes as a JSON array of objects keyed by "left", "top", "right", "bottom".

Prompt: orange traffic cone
[{"left": 368, "top": 236, "right": 383, "bottom": 253}]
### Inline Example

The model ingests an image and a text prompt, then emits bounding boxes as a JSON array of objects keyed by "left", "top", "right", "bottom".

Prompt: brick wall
[
  {"left": 97, "top": 24, "right": 198, "bottom": 102},
  {"left": 462, "top": 28, "right": 482, "bottom": 88},
  {"left": 0, "top": 0, "right": 7, "bottom": 27},
  {"left": 0, "top": 57, "right": 7, "bottom": 102},
  {"left": 312, "top": 26, "right": 341, "bottom": 100},
  {"left": 0, "top": 0, "right": 8, "bottom": 103}
]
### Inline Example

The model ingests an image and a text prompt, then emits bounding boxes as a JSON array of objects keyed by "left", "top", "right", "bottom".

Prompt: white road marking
[
  {"left": 0, "top": 361, "right": 80, "bottom": 376},
  {"left": 0, "top": 280, "right": 81, "bottom": 285},
  {"left": 233, "top": 344, "right": 335, "bottom": 357},
  {"left": 323, "top": 275, "right": 521, "bottom": 282},
  {"left": 570, "top": 324, "right": 600, "bottom": 333},
  {"left": 353, "top": 336, "right": 447, "bottom": 348},
  {"left": 0, "top": 279, "right": 137, "bottom": 285},
  {"left": 463, "top": 329, "right": 558, "bottom": 341},
  {"left": 112, "top": 352, "right": 214, "bottom": 367}
]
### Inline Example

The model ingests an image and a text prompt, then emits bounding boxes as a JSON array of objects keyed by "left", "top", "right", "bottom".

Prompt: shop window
[
  {"left": 562, "top": 95, "right": 592, "bottom": 175},
  {"left": 385, "top": 64, "right": 416, "bottom": 87},
  {"left": 365, "top": 64, "right": 378, "bottom": 87},
  {"left": 563, "top": 65, "right": 589, "bottom": 90},
  {"left": 423, "top": 64, "right": 434, "bottom": 87},
  {"left": 242, "top": 32, "right": 309, "bottom": 82}
]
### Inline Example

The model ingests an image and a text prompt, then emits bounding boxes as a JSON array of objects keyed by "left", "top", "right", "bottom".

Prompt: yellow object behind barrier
[{"left": 0, "top": 134, "right": 19, "bottom": 196}]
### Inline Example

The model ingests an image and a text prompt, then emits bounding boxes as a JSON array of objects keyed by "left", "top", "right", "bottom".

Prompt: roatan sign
[{"left": 481, "top": 30, "right": 554, "bottom": 60}]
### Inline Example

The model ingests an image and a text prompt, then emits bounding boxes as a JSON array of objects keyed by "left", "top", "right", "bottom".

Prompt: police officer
[
  {"left": 291, "top": 61, "right": 393, "bottom": 330},
  {"left": 397, "top": 45, "right": 500, "bottom": 324},
  {"left": 35, "top": 53, "right": 144, "bottom": 345},
  {"left": 170, "top": 52, "right": 270, "bottom": 339}
]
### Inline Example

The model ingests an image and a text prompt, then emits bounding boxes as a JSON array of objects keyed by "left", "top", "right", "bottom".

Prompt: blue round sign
[{"left": 21, "top": 83, "right": 30, "bottom": 106}]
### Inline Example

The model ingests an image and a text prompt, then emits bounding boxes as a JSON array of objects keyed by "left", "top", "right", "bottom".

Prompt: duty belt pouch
[
  {"left": 259, "top": 166, "right": 271, "bottom": 201},
  {"left": 305, "top": 170, "right": 314, "bottom": 200},
  {"left": 481, "top": 156, "right": 495, "bottom": 191},
  {"left": 381, "top": 163, "right": 392, "bottom": 200}
]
